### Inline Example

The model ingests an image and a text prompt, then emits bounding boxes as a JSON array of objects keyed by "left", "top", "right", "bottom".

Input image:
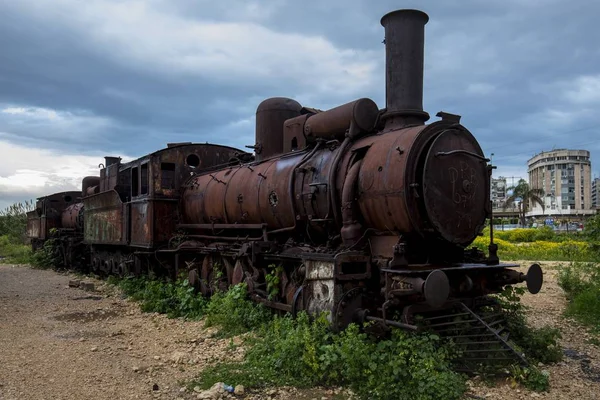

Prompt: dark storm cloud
[{"left": 0, "top": 0, "right": 599, "bottom": 185}]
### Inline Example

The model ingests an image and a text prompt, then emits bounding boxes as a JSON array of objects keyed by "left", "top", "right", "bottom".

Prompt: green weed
[
  {"left": 496, "top": 286, "right": 563, "bottom": 364},
  {"left": 194, "top": 314, "right": 467, "bottom": 400},
  {"left": 558, "top": 262, "right": 600, "bottom": 330},
  {"left": 0, "top": 235, "right": 33, "bottom": 263},
  {"left": 112, "top": 276, "right": 207, "bottom": 320},
  {"left": 203, "top": 283, "right": 271, "bottom": 336}
]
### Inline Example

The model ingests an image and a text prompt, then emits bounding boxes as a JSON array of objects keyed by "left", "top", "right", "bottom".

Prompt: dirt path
[
  {"left": 0, "top": 264, "right": 243, "bottom": 400},
  {"left": 1, "top": 262, "right": 599, "bottom": 400},
  {"left": 0, "top": 265, "right": 339, "bottom": 400},
  {"left": 469, "top": 261, "right": 600, "bottom": 399}
]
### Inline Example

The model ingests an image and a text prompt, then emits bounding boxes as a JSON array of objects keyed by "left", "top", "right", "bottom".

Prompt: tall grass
[
  {"left": 558, "top": 262, "right": 600, "bottom": 330},
  {"left": 0, "top": 201, "right": 35, "bottom": 263}
]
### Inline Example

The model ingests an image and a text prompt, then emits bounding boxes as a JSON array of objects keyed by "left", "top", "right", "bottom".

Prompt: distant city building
[
  {"left": 491, "top": 176, "right": 507, "bottom": 209},
  {"left": 527, "top": 149, "right": 594, "bottom": 218},
  {"left": 592, "top": 177, "right": 600, "bottom": 209}
]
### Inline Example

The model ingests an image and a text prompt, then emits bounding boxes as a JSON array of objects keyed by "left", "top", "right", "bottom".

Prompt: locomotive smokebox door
[{"left": 422, "top": 128, "right": 488, "bottom": 245}]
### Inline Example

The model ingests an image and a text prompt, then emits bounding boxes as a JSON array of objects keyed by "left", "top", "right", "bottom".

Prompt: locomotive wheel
[
  {"left": 200, "top": 255, "right": 229, "bottom": 296},
  {"left": 200, "top": 256, "right": 212, "bottom": 297},
  {"left": 232, "top": 259, "right": 246, "bottom": 285},
  {"left": 223, "top": 257, "right": 235, "bottom": 287},
  {"left": 188, "top": 268, "right": 200, "bottom": 291}
]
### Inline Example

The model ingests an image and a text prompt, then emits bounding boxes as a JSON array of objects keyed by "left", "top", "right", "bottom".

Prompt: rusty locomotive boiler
[{"left": 27, "top": 8, "right": 543, "bottom": 372}]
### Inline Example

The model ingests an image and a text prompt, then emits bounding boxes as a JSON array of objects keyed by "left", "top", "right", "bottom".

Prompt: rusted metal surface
[
  {"left": 340, "top": 159, "right": 362, "bottom": 245},
  {"left": 82, "top": 176, "right": 100, "bottom": 197},
  {"left": 25, "top": 191, "right": 80, "bottom": 240},
  {"left": 130, "top": 199, "right": 178, "bottom": 247},
  {"left": 61, "top": 202, "right": 84, "bottom": 231},
  {"left": 293, "top": 146, "right": 334, "bottom": 231},
  {"left": 254, "top": 97, "right": 302, "bottom": 161},
  {"left": 183, "top": 152, "right": 303, "bottom": 230},
  {"left": 380, "top": 9, "right": 430, "bottom": 128},
  {"left": 421, "top": 127, "right": 488, "bottom": 245},
  {"left": 85, "top": 143, "right": 246, "bottom": 248},
  {"left": 83, "top": 190, "right": 125, "bottom": 245},
  {"left": 283, "top": 114, "right": 310, "bottom": 153},
  {"left": 26, "top": 210, "right": 41, "bottom": 239},
  {"left": 129, "top": 200, "right": 150, "bottom": 247},
  {"left": 349, "top": 125, "right": 426, "bottom": 233},
  {"left": 304, "top": 98, "right": 379, "bottom": 141}
]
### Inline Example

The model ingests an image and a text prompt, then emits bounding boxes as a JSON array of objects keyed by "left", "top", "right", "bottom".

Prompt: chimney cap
[{"left": 381, "top": 9, "right": 429, "bottom": 26}]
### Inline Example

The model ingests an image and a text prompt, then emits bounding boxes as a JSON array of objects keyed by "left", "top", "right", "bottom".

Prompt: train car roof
[
  {"left": 34, "top": 190, "right": 81, "bottom": 202},
  {"left": 109, "top": 142, "right": 249, "bottom": 168}
]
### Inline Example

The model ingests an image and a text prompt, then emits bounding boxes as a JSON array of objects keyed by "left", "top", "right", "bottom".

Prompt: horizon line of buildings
[{"left": 491, "top": 148, "right": 600, "bottom": 221}]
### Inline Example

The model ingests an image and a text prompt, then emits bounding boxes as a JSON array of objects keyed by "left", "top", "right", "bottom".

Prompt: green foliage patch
[
  {"left": 0, "top": 235, "right": 32, "bottom": 264},
  {"left": 111, "top": 276, "right": 207, "bottom": 320},
  {"left": 497, "top": 286, "right": 562, "bottom": 366},
  {"left": 0, "top": 201, "right": 35, "bottom": 264},
  {"left": 558, "top": 262, "right": 600, "bottom": 330},
  {"left": 203, "top": 283, "right": 272, "bottom": 336},
  {"left": 110, "top": 275, "right": 560, "bottom": 397},
  {"left": 195, "top": 313, "right": 467, "bottom": 400}
]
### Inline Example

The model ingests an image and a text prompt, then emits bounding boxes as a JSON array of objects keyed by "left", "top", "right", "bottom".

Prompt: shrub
[
  {"left": 0, "top": 234, "right": 32, "bottom": 263},
  {"left": 195, "top": 314, "right": 467, "bottom": 400},
  {"left": 112, "top": 276, "right": 207, "bottom": 320},
  {"left": 0, "top": 201, "right": 34, "bottom": 244},
  {"left": 29, "top": 238, "right": 61, "bottom": 269},
  {"left": 470, "top": 235, "right": 594, "bottom": 262},
  {"left": 203, "top": 283, "right": 271, "bottom": 336},
  {"left": 558, "top": 262, "right": 600, "bottom": 330},
  {"left": 497, "top": 286, "right": 562, "bottom": 365},
  {"left": 533, "top": 226, "right": 555, "bottom": 241}
]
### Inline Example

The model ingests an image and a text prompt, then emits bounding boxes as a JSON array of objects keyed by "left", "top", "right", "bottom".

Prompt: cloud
[
  {"left": 1, "top": 0, "right": 600, "bottom": 208},
  {"left": 466, "top": 83, "right": 496, "bottom": 96},
  {"left": 6, "top": 0, "right": 377, "bottom": 97},
  {"left": 0, "top": 140, "right": 110, "bottom": 209},
  {"left": 564, "top": 75, "right": 600, "bottom": 105}
]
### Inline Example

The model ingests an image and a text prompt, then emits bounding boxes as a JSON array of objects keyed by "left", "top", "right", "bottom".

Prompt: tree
[
  {"left": 0, "top": 200, "right": 35, "bottom": 243},
  {"left": 502, "top": 179, "right": 545, "bottom": 227}
]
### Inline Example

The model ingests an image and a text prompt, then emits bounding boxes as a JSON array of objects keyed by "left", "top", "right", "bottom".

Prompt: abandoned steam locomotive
[{"left": 27, "top": 8, "right": 542, "bottom": 367}]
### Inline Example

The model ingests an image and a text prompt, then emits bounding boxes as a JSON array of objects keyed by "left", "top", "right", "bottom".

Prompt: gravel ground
[
  {"left": 467, "top": 261, "right": 600, "bottom": 399},
  {"left": 0, "top": 261, "right": 598, "bottom": 400},
  {"left": 0, "top": 264, "right": 340, "bottom": 400}
]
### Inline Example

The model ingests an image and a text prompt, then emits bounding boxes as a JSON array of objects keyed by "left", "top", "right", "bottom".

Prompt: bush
[
  {"left": 533, "top": 226, "right": 555, "bottom": 241},
  {"left": 0, "top": 201, "right": 34, "bottom": 244},
  {"left": 497, "top": 286, "right": 562, "bottom": 365},
  {"left": 0, "top": 234, "right": 32, "bottom": 263},
  {"left": 471, "top": 235, "right": 594, "bottom": 262},
  {"left": 203, "top": 283, "right": 272, "bottom": 336},
  {"left": 109, "top": 276, "right": 558, "bottom": 396},
  {"left": 112, "top": 276, "right": 207, "bottom": 320},
  {"left": 195, "top": 314, "right": 467, "bottom": 400},
  {"left": 558, "top": 262, "right": 600, "bottom": 330},
  {"left": 29, "top": 237, "right": 61, "bottom": 269}
]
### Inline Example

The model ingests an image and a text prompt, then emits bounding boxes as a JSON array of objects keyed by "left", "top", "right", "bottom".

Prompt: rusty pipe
[
  {"left": 304, "top": 98, "right": 379, "bottom": 140},
  {"left": 341, "top": 159, "right": 363, "bottom": 246}
]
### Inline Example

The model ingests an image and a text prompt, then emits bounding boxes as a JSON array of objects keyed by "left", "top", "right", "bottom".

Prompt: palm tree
[{"left": 502, "top": 179, "right": 545, "bottom": 227}]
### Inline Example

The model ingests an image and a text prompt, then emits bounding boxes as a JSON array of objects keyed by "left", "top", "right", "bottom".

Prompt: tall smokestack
[{"left": 380, "top": 9, "right": 430, "bottom": 128}]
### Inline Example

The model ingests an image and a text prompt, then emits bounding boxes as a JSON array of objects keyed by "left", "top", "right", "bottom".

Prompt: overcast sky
[{"left": 1, "top": 0, "right": 599, "bottom": 210}]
